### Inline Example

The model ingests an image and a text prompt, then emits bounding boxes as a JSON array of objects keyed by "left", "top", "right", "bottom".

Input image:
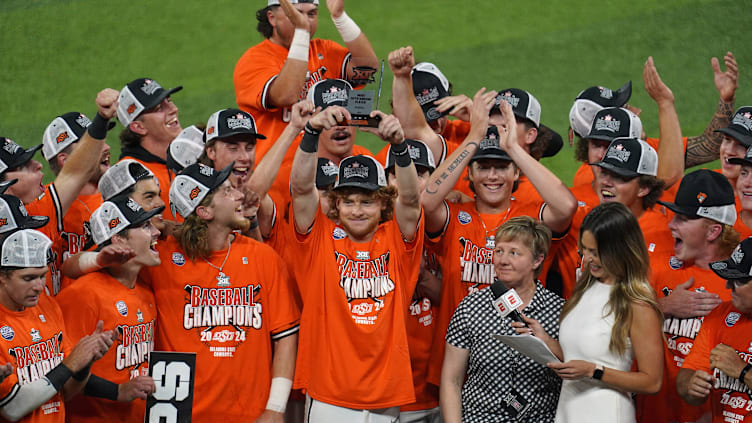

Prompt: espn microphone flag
[{"left": 490, "top": 278, "right": 526, "bottom": 325}]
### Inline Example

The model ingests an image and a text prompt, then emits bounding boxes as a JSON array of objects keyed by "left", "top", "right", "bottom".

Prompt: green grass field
[{"left": 2, "top": 0, "right": 750, "bottom": 185}]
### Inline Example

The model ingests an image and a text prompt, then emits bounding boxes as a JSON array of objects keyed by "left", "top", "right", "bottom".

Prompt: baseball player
[
  {"left": 420, "top": 92, "right": 576, "bottom": 385},
  {"left": 730, "top": 144, "right": 752, "bottom": 239},
  {"left": 637, "top": 169, "right": 740, "bottom": 423},
  {"left": 141, "top": 162, "right": 300, "bottom": 421},
  {"left": 0, "top": 229, "right": 143, "bottom": 422},
  {"left": 716, "top": 106, "right": 752, "bottom": 197},
  {"left": 677, "top": 237, "right": 752, "bottom": 423},
  {"left": 289, "top": 101, "right": 423, "bottom": 420},
  {"left": 56, "top": 196, "right": 160, "bottom": 423},
  {"left": 0, "top": 89, "right": 117, "bottom": 296},
  {"left": 116, "top": 77, "right": 183, "bottom": 222}
]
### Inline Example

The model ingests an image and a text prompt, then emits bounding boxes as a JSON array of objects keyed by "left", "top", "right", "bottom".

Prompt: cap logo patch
[
  {"left": 732, "top": 246, "right": 744, "bottom": 264},
  {"left": 606, "top": 144, "right": 630, "bottom": 162},
  {"left": 415, "top": 87, "right": 439, "bottom": 106},
  {"left": 726, "top": 311, "right": 741, "bottom": 327},
  {"left": 109, "top": 217, "right": 121, "bottom": 229},
  {"left": 408, "top": 146, "right": 421, "bottom": 160},
  {"left": 0, "top": 219, "right": 8, "bottom": 227},
  {"left": 198, "top": 164, "right": 213, "bottom": 176},
  {"left": 189, "top": 186, "right": 201, "bottom": 200},
  {"left": 599, "top": 87, "right": 614, "bottom": 99},
  {"left": 732, "top": 112, "right": 752, "bottom": 132},
  {"left": 127, "top": 103, "right": 136, "bottom": 114},
  {"left": 480, "top": 137, "right": 500, "bottom": 150},
  {"left": 126, "top": 198, "right": 141, "bottom": 212},
  {"left": 3, "top": 140, "right": 20, "bottom": 155},
  {"left": 207, "top": 127, "right": 215, "bottom": 135},
  {"left": 595, "top": 114, "right": 621, "bottom": 132},
  {"left": 140, "top": 79, "right": 162, "bottom": 95},
  {"left": 343, "top": 162, "right": 369, "bottom": 179},
  {"left": 56, "top": 132, "right": 69, "bottom": 144},
  {"left": 499, "top": 92, "right": 520, "bottom": 108},
  {"left": 711, "top": 261, "right": 727, "bottom": 270},
  {"left": 321, "top": 86, "right": 348, "bottom": 105},
  {"left": 75, "top": 114, "right": 91, "bottom": 128},
  {"left": 697, "top": 192, "right": 707, "bottom": 204},
  {"left": 227, "top": 113, "right": 253, "bottom": 130},
  {"left": 321, "top": 162, "right": 338, "bottom": 176}
]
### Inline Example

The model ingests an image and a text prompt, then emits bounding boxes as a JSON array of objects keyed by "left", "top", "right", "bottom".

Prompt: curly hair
[
  {"left": 119, "top": 126, "right": 142, "bottom": 149},
  {"left": 256, "top": 6, "right": 276, "bottom": 38},
  {"left": 638, "top": 175, "right": 665, "bottom": 210},
  {"left": 173, "top": 191, "right": 216, "bottom": 261},
  {"left": 574, "top": 135, "right": 589, "bottom": 163},
  {"left": 325, "top": 186, "right": 398, "bottom": 223}
]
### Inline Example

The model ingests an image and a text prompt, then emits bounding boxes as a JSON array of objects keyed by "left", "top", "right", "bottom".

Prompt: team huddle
[{"left": 1, "top": 0, "right": 751, "bottom": 422}]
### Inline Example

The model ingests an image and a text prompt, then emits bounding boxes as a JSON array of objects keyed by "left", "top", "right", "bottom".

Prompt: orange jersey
[
  {"left": 0, "top": 294, "right": 72, "bottom": 423},
  {"left": 425, "top": 199, "right": 545, "bottom": 385},
  {"left": 59, "top": 193, "right": 100, "bottom": 291},
  {"left": 143, "top": 235, "right": 300, "bottom": 421},
  {"left": 56, "top": 272, "right": 156, "bottom": 423},
  {"left": 637, "top": 259, "right": 731, "bottom": 423},
  {"left": 572, "top": 136, "right": 688, "bottom": 187},
  {"left": 289, "top": 208, "right": 424, "bottom": 409},
  {"left": 25, "top": 184, "right": 63, "bottom": 297},
  {"left": 400, "top": 249, "right": 439, "bottom": 412},
  {"left": 234, "top": 38, "right": 350, "bottom": 162},
  {"left": 116, "top": 156, "right": 178, "bottom": 223},
  {"left": 683, "top": 302, "right": 752, "bottom": 423}
]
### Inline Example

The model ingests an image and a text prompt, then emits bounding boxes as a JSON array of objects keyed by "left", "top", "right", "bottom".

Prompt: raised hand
[
  {"left": 279, "top": 0, "right": 310, "bottom": 31},
  {"left": 290, "top": 100, "right": 315, "bottom": 131},
  {"left": 326, "top": 0, "right": 345, "bottom": 18},
  {"left": 96, "top": 89, "right": 119, "bottom": 120},
  {"left": 307, "top": 105, "right": 350, "bottom": 131},
  {"left": 388, "top": 46, "right": 414, "bottom": 78},
  {"left": 359, "top": 111, "right": 405, "bottom": 145},
  {"left": 435, "top": 95, "right": 473, "bottom": 121},
  {"left": 643, "top": 56, "right": 674, "bottom": 105},
  {"left": 713, "top": 51, "right": 738, "bottom": 103},
  {"left": 96, "top": 244, "right": 136, "bottom": 268}
]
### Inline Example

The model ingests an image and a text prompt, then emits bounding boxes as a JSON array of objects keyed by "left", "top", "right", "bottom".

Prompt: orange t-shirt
[
  {"left": 56, "top": 272, "right": 156, "bottom": 423},
  {"left": 143, "top": 235, "right": 300, "bottom": 421},
  {"left": 25, "top": 184, "right": 63, "bottom": 297},
  {"left": 683, "top": 302, "right": 752, "bottom": 423},
  {"left": 289, "top": 208, "right": 424, "bottom": 409},
  {"left": 636, "top": 259, "right": 731, "bottom": 423},
  {"left": 0, "top": 294, "right": 72, "bottom": 423},
  {"left": 116, "top": 157, "right": 177, "bottom": 223},
  {"left": 59, "top": 193, "right": 101, "bottom": 291},
  {"left": 425, "top": 198, "right": 545, "bottom": 385}
]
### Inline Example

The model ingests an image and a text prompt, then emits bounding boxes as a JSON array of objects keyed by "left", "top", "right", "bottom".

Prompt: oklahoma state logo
[
  {"left": 189, "top": 186, "right": 200, "bottom": 200},
  {"left": 0, "top": 218, "right": 7, "bottom": 227},
  {"left": 56, "top": 132, "right": 69, "bottom": 144},
  {"left": 109, "top": 217, "right": 120, "bottom": 228},
  {"left": 127, "top": 104, "right": 136, "bottom": 114},
  {"left": 697, "top": 192, "right": 707, "bottom": 203}
]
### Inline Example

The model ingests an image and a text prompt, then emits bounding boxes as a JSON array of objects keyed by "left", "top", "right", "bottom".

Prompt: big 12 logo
[{"left": 145, "top": 352, "right": 196, "bottom": 423}]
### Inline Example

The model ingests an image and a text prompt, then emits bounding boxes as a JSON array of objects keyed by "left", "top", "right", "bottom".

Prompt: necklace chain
[
  {"left": 475, "top": 205, "right": 511, "bottom": 249},
  {"left": 202, "top": 239, "right": 232, "bottom": 286}
]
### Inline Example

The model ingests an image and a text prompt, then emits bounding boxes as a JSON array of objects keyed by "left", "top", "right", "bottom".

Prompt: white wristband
[
  {"left": 287, "top": 28, "right": 310, "bottom": 62},
  {"left": 265, "top": 377, "right": 293, "bottom": 413},
  {"left": 79, "top": 252, "right": 103, "bottom": 273},
  {"left": 332, "top": 11, "right": 361, "bottom": 42}
]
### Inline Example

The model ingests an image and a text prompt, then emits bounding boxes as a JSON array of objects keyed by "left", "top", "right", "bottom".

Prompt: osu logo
[
  {"left": 127, "top": 104, "right": 136, "bottom": 114},
  {"left": 697, "top": 192, "right": 707, "bottom": 204},
  {"left": 56, "top": 132, "right": 69, "bottom": 144},
  {"left": 109, "top": 217, "right": 120, "bottom": 229},
  {"left": 207, "top": 127, "right": 215, "bottom": 135},
  {"left": 189, "top": 186, "right": 200, "bottom": 200},
  {"left": 0, "top": 218, "right": 6, "bottom": 227}
]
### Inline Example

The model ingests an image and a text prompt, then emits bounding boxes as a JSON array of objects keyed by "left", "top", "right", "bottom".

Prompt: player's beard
[{"left": 230, "top": 213, "right": 250, "bottom": 232}]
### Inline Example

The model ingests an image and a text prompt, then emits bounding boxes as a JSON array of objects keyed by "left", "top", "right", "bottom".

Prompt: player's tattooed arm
[
  {"left": 685, "top": 51, "right": 738, "bottom": 167},
  {"left": 422, "top": 88, "right": 495, "bottom": 234}
]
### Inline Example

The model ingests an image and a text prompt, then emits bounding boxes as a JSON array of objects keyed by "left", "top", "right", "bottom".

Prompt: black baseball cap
[
  {"left": 117, "top": 78, "right": 183, "bottom": 127},
  {"left": 493, "top": 88, "right": 541, "bottom": 128},
  {"left": 205, "top": 108, "right": 266, "bottom": 143},
  {"left": 591, "top": 138, "right": 658, "bottom": 179},
  {"left": 729, "top": 145, "right": 752, "bottom": 167},
  {"left": 411, "top": 62, "right": 450, "bottom": 122},
  {"left": 307, "top": 79, "right": 352, "bottom": 110},
  {"left": 470, "top": 126, "right": 512, "bottom": 163},
  {"left": 0, "top": 194, "right": 49, "bottom": 234},
  {"left": 587, "top": 107, "right": 642, "bottom": 142},
  {"left": 169, "top": 162, "right": 233, "bottom": 218},
  {"left": 657, "top": 169, "right": 737, "bottom": 226},
  {"left": 0, "top": 138, "right": 42, "bottom": 175},
  {"left": 333, "top": 155, "right": 387, "bottom": 192},
  {"left": 316, "top": 158, "right": 339, "bottom": 190},
  {"left": 539, "top": 124, "right": 563, "bottom": 158},
  {"left": 576, "top": 81, "right": 632, "bottom": 108},
  {"left": 710, "top": 238, "right": 752, "bottom": 280},
  {"left": 715, "top": 106, "right": 752, "bottom": 147},
  {"left": 385, "top": 139, "right": 436, "bottom": 171},
  {"left": 90, "top": 195, "right": 165, "bottom": 245}
]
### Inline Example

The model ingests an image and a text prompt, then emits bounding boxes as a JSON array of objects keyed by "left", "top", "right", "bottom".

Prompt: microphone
[{"left": 490, "top": 278, "right": 527, "bottom": 326}]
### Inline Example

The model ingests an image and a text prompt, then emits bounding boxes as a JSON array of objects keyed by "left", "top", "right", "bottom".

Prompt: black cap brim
[
  {"left": 142, "top": 86, "right": 184, "bottom": 112},
  {"left": 587, "top": 133, "right": 618, "bottom": 143},
  {"left": 13, "top": 144, "right": 42, "bottom": 169},
  {"left": 656, "top": 200, "right": 698, "bottom": 218},
  {"left": 728, "top": 157, "right": 752, "bottom": 167},
  {"left": 0, "top": 179, "right": 17, "bottom": 195},
  {"left": 470, "top": 152, "right": 513, "bottom": 163},
  {"left": 591, "top": 161, "right": 639, "bottom": 179},
  {"left": 210, "top": 163, "right": 234, "bottom": 192},
  {"left": 128, "top": 205, "right": 166, "bottom": 229},
  {"left": 614, "top": 81, "right": 633, "bottom": 107},
  {"left": 333, "top": 181, "right": 381, "bottom": 192},
  {"left": 540, "top": 124, "right": 563, "bottom": 158},
  {"left": 20, "top": 215, "right": 49, "bottom": 230},
  {"left": 710, "top": 259, "right": 750, "bottom": 280},
  {"left": 715, "top": 127, "right": 752, "bottom": 147}
]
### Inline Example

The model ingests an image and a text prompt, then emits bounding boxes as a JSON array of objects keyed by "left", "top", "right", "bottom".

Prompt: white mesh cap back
[
  {"left": 636, "top": 140, "right": 658, "bottom": 176},
  {"left": 42, "top": 115, "right": 88, "bottom": 160},
  {"left": 411, "top": 62, "right": 450, "bottom": 92},
  {"left": 524, "top": 92, "right": 542, "bottom": 128},
  {"left": 1, "top": 229, "right": 52, "bottom": 268},
  {"left": 89, "top": 201, "right": 132, "bottom": 245},
  {"left": 697, "top": 204, "right": 737, "bottom": 226},
  {"left": 98, "top": 159, "right": 154, "bottom": 201},
  {"left": 0, "top": 197, "right": 19, "bottom": 234},
  {"left": 569, "top": 99, "right": 603, "bottom": 138},
  {"left": 116, "top": 86, "right": 145, "bottom": 127},
  {"left": 169, "top": 174, "right": 211, "bottom": 219},
  {"left": 175, "top": 125, "right": 205, "bottom": 145}
]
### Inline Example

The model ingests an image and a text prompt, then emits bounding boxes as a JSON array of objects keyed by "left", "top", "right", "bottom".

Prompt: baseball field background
[{"left": 2, "top": 0, "right": 750, "bottom": 184}]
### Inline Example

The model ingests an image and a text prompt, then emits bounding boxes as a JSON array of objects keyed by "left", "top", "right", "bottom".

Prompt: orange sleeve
[
  {"left": 234, "top": 41, "right": 288, "bottom": 112},
  {"left": 264, "top": 250, "right": 301, "bottom": 338},
  {"left": 682, "top": 306, "right": 720, "bottom": 372},
  {"left": 56, "top": 280, "right": 98, "bottom": 344}
]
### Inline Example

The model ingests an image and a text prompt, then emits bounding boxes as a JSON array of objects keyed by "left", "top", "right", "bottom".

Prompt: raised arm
[
  {"left": 388, "top": 46, "right": 444, "bottom": 161},
  {"left": 327, "top": 0, "right": 379, "bottom": 80},
  {"left": 685, "top": 51, "right": 738, "bottom": 167},
  {"left": 644, "top": 57, "right": 684, "bottom": 188},
  {"left": 290, "top": 105, "right": 350, "bottom": 233},
  {"left": 496, "top": 101, "right": 576, "bottom": 234},
  {"left": 422, "top": 88, "right": 497, "bottom": 233},
  {"left": 54, "top": 89, "right": 116, "bottom": 215},
  {"left": 257, "top": 333, "right": 298, "bottom": 422},
  {"left": 360, "top": 112, "right": 420, "bottom": 240},
  {"left": 250, "top": 100, "right": 313, "bottom": 236}
]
